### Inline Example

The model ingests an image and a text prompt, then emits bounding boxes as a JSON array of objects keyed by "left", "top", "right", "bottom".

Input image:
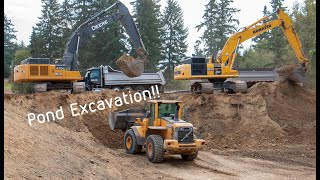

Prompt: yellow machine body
[
  {"left": 174, "top": 9, "right": 309, "bottom": 82},
  {"left": 174, "top": 60, "right": 239, "bottom": 80},
  {"left": 131, "top": 100, "right": 205, "bottom": 154},
  {"left": 14, "top": 64, "right": 82, "bottom": 82}
]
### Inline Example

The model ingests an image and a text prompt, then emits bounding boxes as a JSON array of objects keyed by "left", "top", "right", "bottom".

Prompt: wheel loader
[{"left": 108, "top": 100, "right": 206, "bottom": 163}]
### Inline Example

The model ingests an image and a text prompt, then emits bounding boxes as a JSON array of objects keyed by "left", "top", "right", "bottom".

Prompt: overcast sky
[{"left": 4, "top": 0, "right": 302, "bottom": 56}]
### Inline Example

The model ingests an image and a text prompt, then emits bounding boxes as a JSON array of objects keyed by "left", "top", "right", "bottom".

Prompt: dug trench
[{"left": 4, "top": 81, "right": 316, "bottom": 179}]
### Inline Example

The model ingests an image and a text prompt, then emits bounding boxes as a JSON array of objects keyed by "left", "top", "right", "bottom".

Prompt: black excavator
[
  {"left": 63, "top": 0, "right": 147, "bottom": 77},
  {"left": 14, "top": 1, "right": 148, "bottom": 92}
]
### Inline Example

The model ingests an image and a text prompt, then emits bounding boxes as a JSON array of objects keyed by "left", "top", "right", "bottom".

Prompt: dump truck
[
  {"left": 108, "top": 100, "right": 206, "bottom": 163},
  {"left": 85, "top": 65, "right": 166, "bottom": 92}
]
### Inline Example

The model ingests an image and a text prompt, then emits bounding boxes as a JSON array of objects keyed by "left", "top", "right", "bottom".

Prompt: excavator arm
[
  {"left": 217, "top": 9, "right": 309, "bottom": 71},
  {"left": 63, "top": 1, "right": 147, "bottom": 77}
]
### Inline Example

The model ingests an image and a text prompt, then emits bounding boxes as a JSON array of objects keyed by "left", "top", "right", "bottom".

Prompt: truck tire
[
  {"left": 124, "top": 129, "right": 142, "bottom": 154},
  {"left": 181, "top": 151, "right": 198, "bottom": 161},
  {"left": 146, "top": 135, "right": 164, "bottom": 163},
  {"left": 135, "top": 86, "right": 145, "bottom": 92},
  {"left": 123, "top": 86, "right": 133, "bottom": 91},
  {"left": 112, "top": 86, "right": 121, "bottom": 91}
]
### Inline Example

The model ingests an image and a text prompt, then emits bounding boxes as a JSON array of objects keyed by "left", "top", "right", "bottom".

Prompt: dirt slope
[{"left": 4, "top": 82, "right": 316, "bottom": 179}]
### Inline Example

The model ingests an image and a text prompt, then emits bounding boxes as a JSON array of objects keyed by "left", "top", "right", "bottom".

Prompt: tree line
[{"left": 4, "top": 0, "right": 316, "bottom": 87}]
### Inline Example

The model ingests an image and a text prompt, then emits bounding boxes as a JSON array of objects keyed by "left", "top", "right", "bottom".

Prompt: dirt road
[{"left": 4, "top": 82, "right": 316, "bottom": 179}]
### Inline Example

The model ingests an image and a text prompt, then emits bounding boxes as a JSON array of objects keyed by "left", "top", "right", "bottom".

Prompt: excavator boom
[
  {"left": 63, "top": 1, "right": 147, "bottom": 77},
  {"left": 218, "top": 9, "right": 308, "bottom": 70}
]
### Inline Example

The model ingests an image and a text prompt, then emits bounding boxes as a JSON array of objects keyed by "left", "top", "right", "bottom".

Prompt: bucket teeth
[{"left": 116, "top": 54, "right": 144, "bottom": 77}]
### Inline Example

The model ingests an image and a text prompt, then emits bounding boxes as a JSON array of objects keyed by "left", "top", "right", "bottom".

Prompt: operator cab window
[
  {"left": 148, "top": 104, "right": 155, "bottom": 126},
  {"left": 158, "top": 103, "right": 177, "bottom": 120},
  {"left": 90, "top": 69, "right": 100, "bottom": 81}
]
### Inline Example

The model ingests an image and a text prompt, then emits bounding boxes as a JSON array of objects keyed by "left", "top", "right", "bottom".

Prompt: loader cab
[{"left": 146, "top": 100, "right": 182, "bottom": 126}]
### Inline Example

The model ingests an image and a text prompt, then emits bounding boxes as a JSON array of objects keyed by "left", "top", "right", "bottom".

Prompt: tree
[
  {"left": 291, "top": 0, "right": 316, "bottom": 88},
  {"left": 13, "top": 49, "right": 31, "bottom": 66},
  {"left": 194, "top": 40, "right": 205, "bottom": 57},
  {"left": 160, "top": 0, "right": 188, "bottom": 80},
  {"left": 29, "top": 0, "right": 63, "bottom": 58},
  {"left": 4, "top": 14, "right": 17, "bottom": 77},
  {"left": 265, "top": 0, "right": 288, "bottom": 67},
  {"left": 252, "top": 5, "right": 271, "bottom": 47},
  {"left": 131, "top": 0, "right": 163, "bottom": 70},
  {"left": 196, "top": 0, "right": 239, "bottom": 56}
]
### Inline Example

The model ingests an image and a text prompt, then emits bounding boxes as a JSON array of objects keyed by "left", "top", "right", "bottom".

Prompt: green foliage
[
  {"left": 194, "top": 40, "right": 204, "bottom": 57},
  {"left": 13, "top": 49, "right": 31, "bottom": 65},
  {"left": 239, "top": 47, "right": 275, "bottom": 68},
  {"left": 196, "top": 0, "right": 240, "bottom": 56},
  {"left": 11, "top": 83, "right": 34, "bottom": 94},
  {"left": 160, "top": 0, "right": 188, "bottom": 80},
  {"left": 131, "top": 0, "right": 163, "bottom": 70},
  {"left": 307, "top": 49, "right": 316, "bottom": 89},
  {"left": 4, "top": 14, "right": 17, "bottom": 77},
  {"left": 252, "top": 5, "right": 271, "bottom": 46},
  {"left": 164, "top": 79, "right": 189, "bottom": 91},
  {"left": 29, "top": 0, "right": 63, "bottom": 58}
]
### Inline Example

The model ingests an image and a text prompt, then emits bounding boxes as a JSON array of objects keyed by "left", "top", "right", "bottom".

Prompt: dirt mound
[
  {"left": 4, "top": 82, "right": 316, "bottom": 179},
  {"left": 164, "top": 81, "right": 315, "bottom": 149},
  {"left": 4, "top": 82, "right": 316, "bottom": 150},
  {"left": 4, "top": 89, "right": 144, "bottom": 149}
]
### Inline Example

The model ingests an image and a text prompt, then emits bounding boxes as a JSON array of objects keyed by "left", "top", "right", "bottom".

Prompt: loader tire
[
  {"left": 146, "top": 135, "right": 164, "bottom": 163},
  {"left": 124, "top": 129, "right": 142, "bottom": 154},
  {"left": 181, "top": 151, "right": 198, "bottom": 161}
]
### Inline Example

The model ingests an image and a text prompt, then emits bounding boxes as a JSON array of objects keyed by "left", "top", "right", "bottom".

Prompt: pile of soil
[
  {"left": 4, "top": 81, "right": 316, "bottom": 179},
  {"left": 4, "top": 81, "right": 316, "bottom": 150},
  {"left": 164, "top": 81, "right": 316, "bottom": 149}
]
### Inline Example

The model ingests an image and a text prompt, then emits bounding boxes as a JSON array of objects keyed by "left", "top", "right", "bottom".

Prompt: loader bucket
[
  {"left": 275, "top": 64, "right": 307, "bottom": 86},
  {"left": 116, "top": 54, "right": 144, "bottom": 77},
  {"left": 108, "top": 108, "right": 145, "bottom": 131}
]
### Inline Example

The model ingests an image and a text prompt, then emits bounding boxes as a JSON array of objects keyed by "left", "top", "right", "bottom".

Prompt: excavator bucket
[
  {"left": 108, "top": 108, "right": 145, "bottom": 131},
  {"left": 116, "top": 54, "right": 144, "bottom": 77},
  {"left": 275, "top": 64, "right": 307, "bottom": 86}
]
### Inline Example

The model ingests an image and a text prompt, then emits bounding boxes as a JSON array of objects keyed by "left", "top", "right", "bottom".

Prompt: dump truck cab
[{"left": 108, "top": 100, "right": 206, "bottom": 163}]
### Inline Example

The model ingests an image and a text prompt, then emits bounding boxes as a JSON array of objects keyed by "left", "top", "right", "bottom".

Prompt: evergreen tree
[
  {"left": 30, "top": 0, "right": 63, "bottom": 58},
  {"left": 194, "top": 40, "right": 205, "bottom": 57},
  {"left": 252, "top": 5, "right": 271, "bottom": 44},
  {"left": 266, "top": 0, "right": 288, "bottom": 67},
  {"left": 196, "top": 0, "right": 239, "bottom": 56},
  {"left": 4, "top": 14, "right": 17, "bottom": 77},
  {"left": 131, "top": 0, "right": 163, "bottom": 70},
  {"left": 291, "top": 0, "right": 316, "bottom": 88},
  {"left": 160, "top": 0, "right": 188, "bottom": 80},
  {"left": 58, "top": 0, "right": 74, "bottom": 52}
]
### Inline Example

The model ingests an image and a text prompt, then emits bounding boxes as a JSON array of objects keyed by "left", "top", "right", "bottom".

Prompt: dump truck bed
[{"left": 103, "top": 66, "right": 166, "bottom": 86}]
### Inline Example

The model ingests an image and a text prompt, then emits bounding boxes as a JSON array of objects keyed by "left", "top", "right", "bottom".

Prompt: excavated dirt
[{"left": 4, "top": 82, "right": 316, "bottom": 179}]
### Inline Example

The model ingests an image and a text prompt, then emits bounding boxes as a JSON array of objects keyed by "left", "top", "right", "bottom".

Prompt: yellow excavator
[
  {"left": 174, "top": 9, "right": 309, "bottom": 93},
  {"left": 14, "top": 1, "right": 146, "bottom": 93}
]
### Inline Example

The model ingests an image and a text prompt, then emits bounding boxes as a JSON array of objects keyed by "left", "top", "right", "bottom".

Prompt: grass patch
[{"left": 4, "top": 82, "right": 12, "bottom": 90}]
